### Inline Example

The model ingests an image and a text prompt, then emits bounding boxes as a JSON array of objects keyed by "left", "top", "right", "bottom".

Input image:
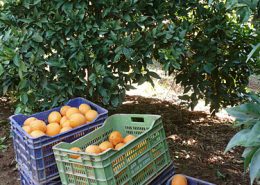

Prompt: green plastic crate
[{"left": 53, "top": 114, "right": 172, "bottom": 185}]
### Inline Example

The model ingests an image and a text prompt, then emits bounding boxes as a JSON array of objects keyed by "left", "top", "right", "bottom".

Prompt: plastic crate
[
  {"left": 19, "top": 163, "right": 60, "bottom": 185},
  {"left": 10, "top": 97, "right": 108, "bottom": 183},
  {"left": 19, "top": 163, "right": 174, "bottom": 185},
  {"left": 53, "top": 114, "right": 172, "bottom": 185},
  {"left": 166, "top": 174, "right": 216, "bottom": 185},
  {"left": 150, "top": 162, "right": 175, "bottom": 185}
]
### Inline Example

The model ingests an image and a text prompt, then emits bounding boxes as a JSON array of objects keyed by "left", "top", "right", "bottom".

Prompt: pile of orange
[
  {"left": 69, "top": 131, "right": 136, "bottom": 158},
  {"left": 22, "top": 103, "right": 98, "bottom": 138}
]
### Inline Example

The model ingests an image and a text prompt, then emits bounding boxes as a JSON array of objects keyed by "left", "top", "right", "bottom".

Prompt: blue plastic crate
[
  {"left": 150, "top": 162, "right": 175, "bottom": 185},
  {"left": 166, "top": 173, "right": 216, "bottom": 185},
  {"left": 11, "top": 97, "right": 108, "bottom": 183},
  {"left": 19, "top": 163, "right": 60, "bottom": 185}
]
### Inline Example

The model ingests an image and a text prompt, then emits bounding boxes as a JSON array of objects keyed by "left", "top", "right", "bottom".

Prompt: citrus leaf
[
  {"left": 224, "top": 128, "right": 251, "bottom": 153},
  {"left": 250, "top": 147, "right": 260, "bottom": 184},
  {"left": 32, "top": 33, "right": 43, "bottom": 43}
]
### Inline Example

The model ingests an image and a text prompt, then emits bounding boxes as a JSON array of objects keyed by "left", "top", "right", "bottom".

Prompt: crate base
[{"left": 19, "top": 167, "right": 60, "bottom": 185}]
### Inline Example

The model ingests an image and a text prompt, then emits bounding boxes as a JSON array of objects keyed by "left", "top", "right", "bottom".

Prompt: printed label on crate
[{"left": 130, "top": 153, "right": 151, "bottom": 174}]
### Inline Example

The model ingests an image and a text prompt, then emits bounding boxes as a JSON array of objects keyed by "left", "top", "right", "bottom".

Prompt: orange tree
[{"left": 0, "top": 0, "right": 258, "bottom": 113}]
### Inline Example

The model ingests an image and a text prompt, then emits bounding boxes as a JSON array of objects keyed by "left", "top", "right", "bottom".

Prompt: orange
[
  {"left": 85, "top": 110, "right": 98, "bottom": 122},
  {"left": 46, "top": 123, "right": 61, "bottom": 136},
  {"left": 60, "top": 126, "right": 72, "bottom": 133},
  {"left": 124, "top": 135, "right": 136, "bottom": 144},
  {"left": 30, "top": 120, "right": 47, "bottom": 132},
  {"left": 60, "top": 105, "right": 71, "bottom": 116},
  {"left": 109, "top": 131, "right": 123, "bottom": 146},
  {"left": 60, "top": 116, "right": 68, "bottom": 125},
  {"left": 69, "top": 147, "right": 82, "bottom": 159},
  {"left": 171, "top": 174, "right": 187, "bottom": 185},
  {"left": 115, "top": 143, "right": 125, "bottom": 150},
  {"left": 66, "top": 107, "right": 81, "bottom": 118},
  {"left": 85, "top": 145, "right": 102, "bottom": 155},
  {"left": 30, "top": 130, "right": 45, "bottom": 138},
  {"left": 61, "top": 120, "right": 72, "bottom": 128},
  {"left": 23, "top": 117, "right": 37, "bottom": 126},
  {"left": 79, "top": 104, "right": 91, "bottom": 114},
  {"left": 69, "top": 113, "right": 86, "bottom": 128},
  {"left": 48, "top": 111, "right": 62, "bottom": 124},
  {"left": 22, "top": 125, "right": 32, "bottom": 134},
  {"left": 99, "top": 141, "right": 113, "bottom": 152}
]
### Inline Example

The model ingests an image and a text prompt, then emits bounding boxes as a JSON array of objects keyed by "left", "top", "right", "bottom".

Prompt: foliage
[
  {"left": 0, "top": 0, "right": 258, "bottom": 113},
  {"left": 0, "top": 136, "right": 7, "bottom": 152},
  {"left": 225, "top": 97, "right": 260, "bottom": 184},
  {"left": 173, "top": 1, "right": 258, "bottom": 113},
  {"left": 0, "top": 0, "right": 186, "bottom": 113},
  {"left": 224, "top": 0, "right": 260, "bottom": 23}
]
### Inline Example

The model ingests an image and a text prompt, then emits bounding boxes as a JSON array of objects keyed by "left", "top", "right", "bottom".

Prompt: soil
[{"left": 0, "top": 96, "right": 250, "bottom": 185}]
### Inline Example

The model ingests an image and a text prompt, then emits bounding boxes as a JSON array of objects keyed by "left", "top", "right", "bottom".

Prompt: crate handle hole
[{"left": 131, "top": 117, "right": 144, "bottom": 122}]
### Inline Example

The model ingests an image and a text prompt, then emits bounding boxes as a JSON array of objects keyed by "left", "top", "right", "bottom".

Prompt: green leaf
[
  {"left": 246, "top": 43, "right": 260, "bottom": 62},
  {"left": 149, "top": 71, "right": 161, "bottom": 79},
  {"left": 224, "top": 128, "right": 251, "bottom": 153},
  {"left": 203, "top": 63, "right": 215, "bottom": 74},
  {"left": 237, "top": 6, "right": 252, "bottom": 22},
  {"left": 0, "top": 64, "right": 4, "bottom": 76},
  {"left": 15, "top": 106, "right": 22, "bottom": 114},
  {"left": 122, "top": 48, "right": 133, "bottom": 59},
  {"left": 32, "top": 33, "right": 43, "bottom": 43},
  {"left": 111, "top": 97, "right": 119, "bottom": 107},
  {"left": 13, "top": 54, "right": 20, "bottom": 67},
  {"left": 246, "top": 122, "right": 260, "bottom": 146},
  {"left": 21, "top": 93, "right": 28, "bottom": 104},
  {"left": 244, "top": 147, "right": 259, "bottom": 171},
  {"left": 226, "top": 0, "right": 238, "bottom": 9},
  {"left": 123, "top": 14, "right": 131, "bottom": 22},
  {"left": 250, "top": 147, "right": 260, "bottom": 184},
  {"left": 226, "top": 103, "right": 260, "bottom": 122}
]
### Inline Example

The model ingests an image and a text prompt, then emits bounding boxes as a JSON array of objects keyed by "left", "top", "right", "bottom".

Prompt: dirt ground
[{"left": 0, "top": 95, "right": 250, "bottom": 185}]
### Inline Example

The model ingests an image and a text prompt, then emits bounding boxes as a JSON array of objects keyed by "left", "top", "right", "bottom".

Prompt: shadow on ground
[{"left": 0, "top": 95, "right": 249, "bottom": 185}]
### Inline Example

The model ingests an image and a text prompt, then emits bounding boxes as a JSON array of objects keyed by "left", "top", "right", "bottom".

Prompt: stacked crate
[{"left": 10, "top": 98, "right": 108, "bottom": 184}]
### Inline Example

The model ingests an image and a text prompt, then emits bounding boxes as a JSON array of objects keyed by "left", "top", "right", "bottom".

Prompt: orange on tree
[
  {"left": 109, "top": 131, "right": 123, "bottom": 146},
  {"left": 48, "top": 111, "right": 62, "bottom": 124},
  {"left": 99, "top": 141, "right": 113, "bottom": 152},
  {"left": 171, "top": 174, "right": 187, "bottom": 185},
  {"left": 115, "top": 143, "right": 125, "bottom": 150},
  {"left": 23, "top": 117, "right": 37, "bottom": 126},
  {"left": 69, "top": 147, "right": 82, "bottom": 159},
  {"left": 66, "top": 107, "right": 81, "bottom": 118},
  {"left": 79, "top": 104, "right": 91, "bottom": 114},
  {"left": 30, "top": 120, "right": 47, "bottom": 132},
  {"left": 124, "top": 135, "right": 136, "bottom": 144},
  {"left": 69, "top": 113, "right": 86, "bottom": 128},
  {"left": 30, "top": 130, "right": 45, "bottom": 138},
  {"left": 60, "top": 105, "right": 71, "bottom": 116},
  {"left": 22, "top": 125, "right": 32, "bottom": 134},
  {"left": 85, "top": 145, "right": 102, "bottom": 155},
  {"left": 85, "top": 109, "right": 98, "bottom": 122},
  {"left": 46, "top": 123, "right": 61, "bottom": 136}
]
